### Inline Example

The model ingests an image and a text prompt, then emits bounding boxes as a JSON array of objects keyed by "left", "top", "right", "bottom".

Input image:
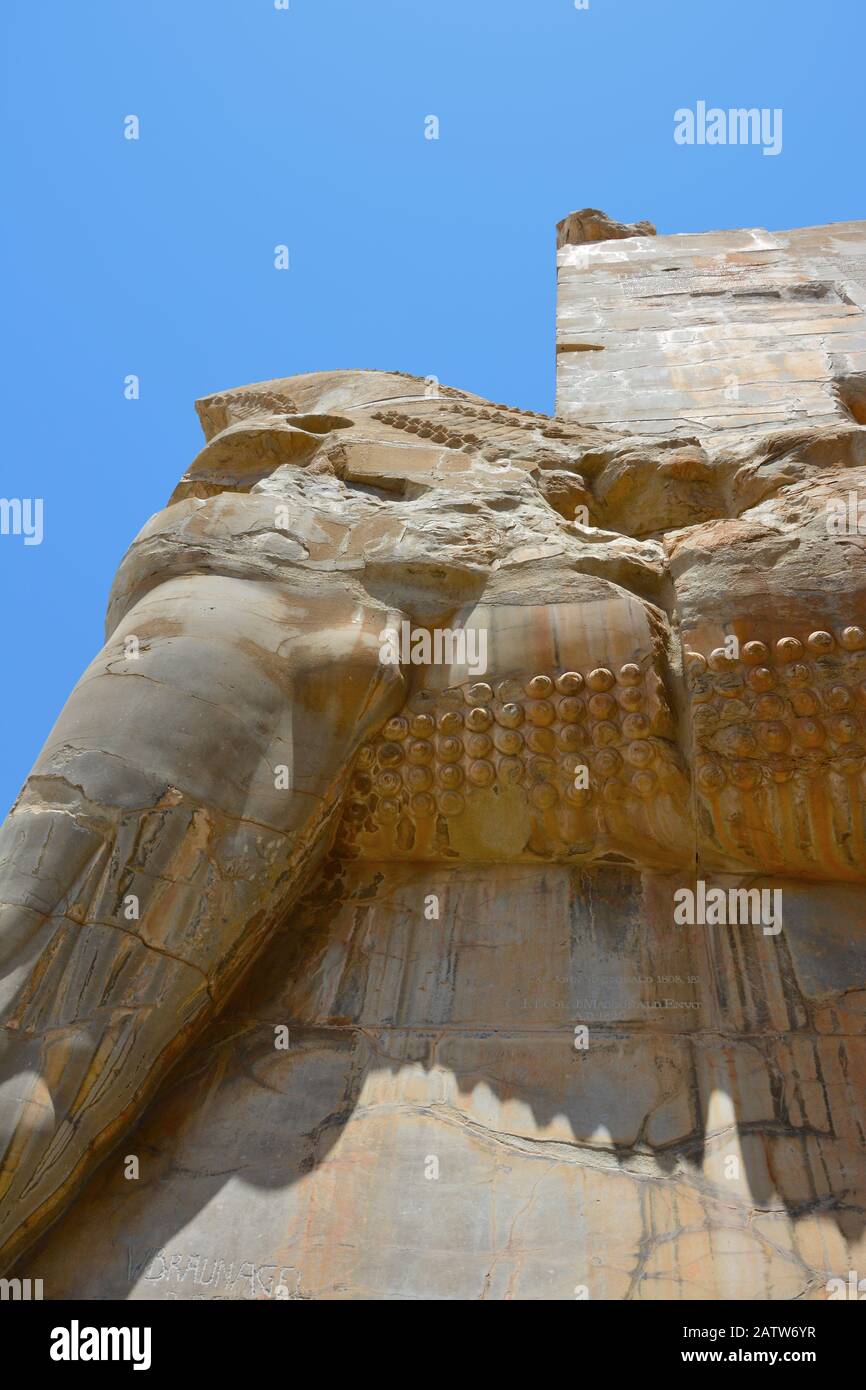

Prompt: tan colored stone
[{"left": 2, "top": 213, "right": 866, "bottom": 1299}]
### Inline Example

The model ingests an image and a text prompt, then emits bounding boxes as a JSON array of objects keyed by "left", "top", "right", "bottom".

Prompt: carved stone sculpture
[{"left": 2, "top": 211, "right": 865, "bottom": 1300}]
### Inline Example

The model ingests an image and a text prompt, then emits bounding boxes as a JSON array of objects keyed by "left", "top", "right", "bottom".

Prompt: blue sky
[{"left": 1, "top": 0, "right": 864, "bottom": 814}]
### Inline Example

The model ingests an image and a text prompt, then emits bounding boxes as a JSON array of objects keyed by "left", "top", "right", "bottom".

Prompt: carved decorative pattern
[{"left": 339, "top": 664, "right": 687, "bottom": 859}]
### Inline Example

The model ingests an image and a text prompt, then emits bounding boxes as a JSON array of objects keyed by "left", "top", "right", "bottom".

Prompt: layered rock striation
[{"left": 2, "top": 214, "right": 865, "bottom": 1299}]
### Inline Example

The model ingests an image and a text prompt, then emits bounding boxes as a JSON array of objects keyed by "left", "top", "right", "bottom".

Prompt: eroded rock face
[
  {"left": 20, "top": 863, "right": 866, "bottom": 1301},
  {"left": 556, "top": 206, "right": 657, "bottom": 250},
  {"left": 557, "top": 218, "right": 866, "bottom": 439},
  {"left": 3, "top": 215, "right": 866, "bottom": 1300}
]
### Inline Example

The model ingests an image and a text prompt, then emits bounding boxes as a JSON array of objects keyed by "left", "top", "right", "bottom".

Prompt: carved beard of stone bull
[{"left": 2, "top": 369, "right": 866, "bottom": 1299}]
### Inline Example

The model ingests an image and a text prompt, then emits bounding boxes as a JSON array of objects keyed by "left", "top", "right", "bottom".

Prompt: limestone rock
[
  {"left": 2, "top": 214, "right": 866, "bottom": 1300},
  {"left": 556, "top": 207, "right": 657, "bottom": 249},
  {"left": 557, "top": 217, "right": 866, "bottom": 440}
]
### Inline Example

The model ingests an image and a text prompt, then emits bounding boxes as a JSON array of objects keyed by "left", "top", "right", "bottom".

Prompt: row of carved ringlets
[
  {"left": 341, "top": 667, "right": 685, "bottom": 832},
  {"left": 371, "top": 408, "right": 571, "bottom": 469},
  {"left": 686, "top": 627, "right": 866, "bottom": 791}
]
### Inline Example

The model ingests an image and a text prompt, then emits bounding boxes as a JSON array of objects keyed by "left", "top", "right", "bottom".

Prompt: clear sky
[{"left": 1, "top": 0, "right": 864, "bottom": 814}]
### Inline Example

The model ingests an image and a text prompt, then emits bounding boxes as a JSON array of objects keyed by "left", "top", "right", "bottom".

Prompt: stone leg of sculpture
[{"left": 0, "top": 572, "right": 405, "bottom": 1270}]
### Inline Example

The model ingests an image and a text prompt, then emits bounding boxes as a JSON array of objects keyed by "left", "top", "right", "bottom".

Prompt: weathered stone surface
[
  {"left": 557, "top": 218, "right": 866, "bottom": 439},
  {"left": 17, "top": 865, "right": 866, "bottom": 1300},
  {"left": 2, "top": 213, "right": 866, "bottom": 1299},
  {"left": 556, "top": 207, "right": 657, "bottom": 250}
]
